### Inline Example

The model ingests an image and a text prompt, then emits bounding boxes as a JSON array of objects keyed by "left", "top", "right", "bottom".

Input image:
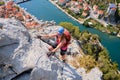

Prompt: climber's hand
[{"left": 47, "top": 51, "right": 55, "bottom": 57}]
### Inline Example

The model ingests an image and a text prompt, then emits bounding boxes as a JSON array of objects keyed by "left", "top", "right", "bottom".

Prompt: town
[{"left": 51, "top": 0, "right": 120, "bottom": 37}]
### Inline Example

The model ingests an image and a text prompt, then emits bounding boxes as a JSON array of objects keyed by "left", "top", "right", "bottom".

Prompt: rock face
[
  {"left": 0, "top": 18, "right": 82, "bottom": 80},
  {"left": 30, "top": 54, "right": 81, "bottom": 80},
  {"left": 77, "top": 67, "right": 102, "bottom": 80},
  {"left": 0, "top": 18, "right": 102, "bottom": 80}
]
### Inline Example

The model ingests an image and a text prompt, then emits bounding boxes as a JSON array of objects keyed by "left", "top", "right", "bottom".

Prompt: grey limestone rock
[{"left": 0, "top": 18, "right": 102, "bottom": 80}]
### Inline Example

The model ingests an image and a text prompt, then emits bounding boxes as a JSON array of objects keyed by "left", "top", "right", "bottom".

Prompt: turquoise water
[{"left": 19, "top": 0, "right": 120, "bottom": 68}]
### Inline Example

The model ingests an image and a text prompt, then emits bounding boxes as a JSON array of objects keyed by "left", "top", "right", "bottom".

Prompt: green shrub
[
  {"left": 77, "top": 55, "right": 97, "bottom": 72},
  {"left": 98, "top": 48, "right": 120, "bottom": 80},
  {"left": 0, "top": 1, "right": 5, "bottom": 6},
  {"left": 59, "top": 22, "right": 80, "bottom": 39}
]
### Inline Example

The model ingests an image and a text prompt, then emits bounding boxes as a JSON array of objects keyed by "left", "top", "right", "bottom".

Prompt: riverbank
[
  {"left": 49, "top": 0, "right": 84, "bottom": 24},
  {"left": 18, "top": 5, "right": 56, "bottom": 28},
  {"left": 19, "top": 6, "right": 56, "bottom": 29}
]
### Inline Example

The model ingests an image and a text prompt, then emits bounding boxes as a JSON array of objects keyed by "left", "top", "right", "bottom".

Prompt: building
[
  {"left": 93, "top": 5, "right": 99, "bottom": 14},
  {"left": 82, "top": 11, "right": 88, "bottom": 17},
  {"left": 118, "top": 3, "right": 120, "bottom": 10},
  {"left": 70, "top": 6, "right": 80, "bottom": 14},
  {"left": 107, "top": 3, "right": 116, "bottom": 15},
  {"left": 14, "top": 0, "right": 30, "bottom": 4},
  {"left": 98, "top": 10, "right": 104, "bottom": 19},
  {"left": 106, "top": 3, "right": 117, "bottom": 24},
  {"left": 58, "top": 0, "right": 70, "bottom": 6}
]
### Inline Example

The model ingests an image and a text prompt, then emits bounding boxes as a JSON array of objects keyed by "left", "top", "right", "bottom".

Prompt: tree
[
  {"left": 59, "top": 22, "right": 75, "bottom": 33},
  {"left": 98, "top": 48, "right": 120, "bottom": 80},
  {"left": 103, "top": 70, "right": 120, "bottom": 80},
  {"left": 77, "top": 55, "right": 97, "bottom": 72},
  {"left": 73, "top": 26, "right": 80, "bottom": 39},
  {"left": 81, "top": 30, "right": 91, "bottom": 41},
  {"left": 59, "top": 22, "right": 81, "bottom": 38}
]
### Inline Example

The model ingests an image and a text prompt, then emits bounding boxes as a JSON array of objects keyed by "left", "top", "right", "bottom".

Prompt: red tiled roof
[
  {"left": 7, "top": 1, "right": 14, "bottom": 5},
  {"left": 82, "top": 11, "right": 88, "bottom": 17},
  {"left": 16, "top": 12, "right": 22, "bottom": 17},
  {"left": 119, "top": 3, "right": 120, "bottom": 6},
  {"left": 78, "top": 0, "right": 83, "bottom": 2},
  {"left": 5, "top": 14, "right": 9, "bottom": 18},
  {"left": 25, "top": 22, "right": 32, "bottom": 29},
  {"left": 31, "top": 21, "right": 38, "bottom": 26},
  {"left": 84, "top": 6, "right": 89, "bottom": 11},
  {"left": 59, "top": 0, "right": 65, "bottom": 3},
  {"left": 12, "top": 7, "right": 18, "bottom": 12},
  {"left": 77, "top": 5, "right": 82, "bottom": 9},
  {"left": 0, "top": 9, "right": 5, "bottom": 13},
  {"left": 0, "top": 5, "right": 5, "bottom": 9},
  {"left": 98, "top": 10, "right": 104, "bottom": 14},
  {"left": 6, "top": 5, "right": 12, "bottom": 10},
  {"left": 83, "top": 3, "right": 88, "bottom": 7},
  {"left": 93, "top": 5, "right": 98, "bottom": 10},
  {"left": 25, "top": 15, "right": 31, "bottom": 19}
]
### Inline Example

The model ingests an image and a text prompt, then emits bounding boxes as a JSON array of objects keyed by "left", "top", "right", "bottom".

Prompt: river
[{"left": 19, "top": 0, "right": 120, "bottom": 68}]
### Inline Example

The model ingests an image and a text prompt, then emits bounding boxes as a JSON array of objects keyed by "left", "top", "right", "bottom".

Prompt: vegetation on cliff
[{"left": 83, "top": 18, "right": 119, "bottom": 35}]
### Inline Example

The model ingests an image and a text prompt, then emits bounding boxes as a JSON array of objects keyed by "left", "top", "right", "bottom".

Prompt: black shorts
[
  {"left": 45, "top": 39, "right": 67, "bottom": 55},
  {"left": 50, "top": 43, "right": 57, "bottom": 48},
  {"left": 60, "top": 49, "right": 67, "bottom": 55}
]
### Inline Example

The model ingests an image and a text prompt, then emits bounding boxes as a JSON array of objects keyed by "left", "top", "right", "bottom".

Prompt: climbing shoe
[
  {"left": 62, "top": 60, "right": 66, "bottom": 63},
  {"left": 37, "top": 35, "right": 42, "bottom": 39}
]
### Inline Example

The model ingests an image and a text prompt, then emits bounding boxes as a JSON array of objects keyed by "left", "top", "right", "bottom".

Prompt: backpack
[{"left": 64, "top": 30, "right": 71, "bottom": 44}]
